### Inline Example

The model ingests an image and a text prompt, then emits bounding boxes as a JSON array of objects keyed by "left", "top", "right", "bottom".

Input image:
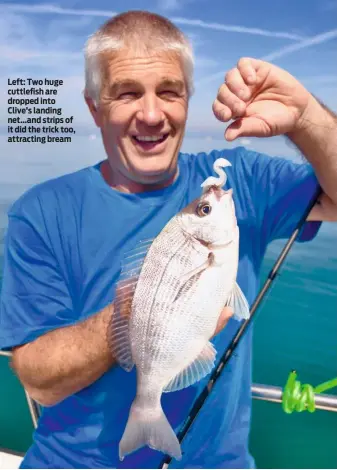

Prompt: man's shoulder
[{"left": 8, "top": 162, "right": 98, "bottom": 219}]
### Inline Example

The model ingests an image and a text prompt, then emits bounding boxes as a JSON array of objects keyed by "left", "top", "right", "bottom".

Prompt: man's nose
[{"left": 136, "top": 95, "right": 165, "bottom": 126}]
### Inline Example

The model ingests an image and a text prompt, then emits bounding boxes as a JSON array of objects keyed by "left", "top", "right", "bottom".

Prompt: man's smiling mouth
[
  {"left": 132, "top": 134, "right": 169, "bottom": 143},
  {"left": 131, "top": 133, "right": 169, "bottom": 151}
]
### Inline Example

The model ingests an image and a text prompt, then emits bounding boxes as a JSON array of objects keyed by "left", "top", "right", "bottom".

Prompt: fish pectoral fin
[
  {"left": 180, "top": 257, "right": 211, "bottom": 285},
  {"left": 172, "top": 255, "right": 212, "bottom": 303},
  {"left": 226, "top": 282, "right": 250, "bottom": 320},
  {"left": 163, "top": 341, "right": 217, "bottom": 392},
  {"left": 109, "top": 238, "right": 154, "bottom": 371}
]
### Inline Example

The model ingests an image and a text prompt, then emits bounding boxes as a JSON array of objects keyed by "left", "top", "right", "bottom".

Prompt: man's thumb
[
  {"left": 225, "top": 116, "right": 268, "bottom": 141},
  {"left": 213, "top": 307, "right": 234, "bottom": 336}
]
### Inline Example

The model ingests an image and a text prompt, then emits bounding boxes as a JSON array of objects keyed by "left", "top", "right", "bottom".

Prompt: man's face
[{"left": 86, "top": 50, "right": 189, "bottom": 187}]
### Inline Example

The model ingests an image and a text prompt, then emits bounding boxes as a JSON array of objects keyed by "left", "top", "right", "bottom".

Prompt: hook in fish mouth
[
  {"left": 203, "top": 185, "right": 232, "bottom": 201},
  {"left": 204, "top": 185, "right": 224, "bottom": 200}
]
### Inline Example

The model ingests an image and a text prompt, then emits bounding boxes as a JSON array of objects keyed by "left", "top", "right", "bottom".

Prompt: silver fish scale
[
  {"left": 130, "top": 218, "right": 224, "bottom": 385},
  {"left": 116, "top": 159, "right": 251, "bottom": 462}
]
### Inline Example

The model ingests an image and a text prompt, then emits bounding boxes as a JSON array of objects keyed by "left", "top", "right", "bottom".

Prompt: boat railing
[{"left": 1, "top": 349, "right": 337, "bottom": 430}]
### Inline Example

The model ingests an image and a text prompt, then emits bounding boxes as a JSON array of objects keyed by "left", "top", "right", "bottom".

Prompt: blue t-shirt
[{"left": 0, "top": 147, "right": 320, "bottom": 469}]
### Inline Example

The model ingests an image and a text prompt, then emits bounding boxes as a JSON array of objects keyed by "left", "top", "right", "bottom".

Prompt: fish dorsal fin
[
  {"left": 163, "top": 341, "right": 217, "bottom": 392},
  {"left": 109, "top": 238, "right": 154, "bottom": 371},
  {"left": 226, "top": 282, "right": 250, "bottom": 320}
]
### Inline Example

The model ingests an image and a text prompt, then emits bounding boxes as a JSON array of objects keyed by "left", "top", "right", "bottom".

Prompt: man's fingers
[
  {"left": 212, "top": 59, "right": 263, "bottom": 123},
  {"left": 217, "top": 84, "right": 246, "bottom": 115},
  {"left": 213, "top": 90, "right": 246, "bottom": 123},
  {"left": 220, "top": 306, "right": 234, "bottom": 324},
  {"left": 213, "top": 307, "right": 234, "bottom": 336},
  {"left": 237, "top": 57, "right": 260, "bottom": 85},
  {"left": 212, "top": 99, "right": 232, "bottom": 122},
  {"left": 225, "top": 68, "right": 251, "bottom": 101},
  {"left": 225, "top": 116, "right": 270, "bottom": 141}
]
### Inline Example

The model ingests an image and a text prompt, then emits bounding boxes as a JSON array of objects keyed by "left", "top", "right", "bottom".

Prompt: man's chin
[
  {"left": 129, "top": 164, "right": 179, "bottom": 187},
  {"left": 135, "top": 169, "right": 177, "bottom": 185}
]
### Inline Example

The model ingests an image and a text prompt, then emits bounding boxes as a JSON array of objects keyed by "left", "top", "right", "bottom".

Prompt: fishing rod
[{"left": 159, "top": 185, "right": 322, "bottom": 469}]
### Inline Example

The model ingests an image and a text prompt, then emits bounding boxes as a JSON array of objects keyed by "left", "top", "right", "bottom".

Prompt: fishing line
[{"left": 159, "top": 185, "right": 322, "bottom": 469}]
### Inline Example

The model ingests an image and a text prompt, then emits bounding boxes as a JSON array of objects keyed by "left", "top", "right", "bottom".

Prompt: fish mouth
[{"left": 203, "top": 185, "right": 227, "bottom": 200}]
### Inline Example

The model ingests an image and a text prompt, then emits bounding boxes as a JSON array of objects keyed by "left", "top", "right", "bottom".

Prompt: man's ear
[{"left": 84, "top": 94, "right": 101, "bottom": 128}]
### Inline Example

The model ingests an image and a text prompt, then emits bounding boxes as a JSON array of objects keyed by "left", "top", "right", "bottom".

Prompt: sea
[{"left": 0, "top": 182, "right": 336, "bottom": 469}]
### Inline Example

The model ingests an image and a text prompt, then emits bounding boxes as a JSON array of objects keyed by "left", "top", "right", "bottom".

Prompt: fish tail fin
[{"left": 119, "top": 400, "right": 182, "bottom": 461}]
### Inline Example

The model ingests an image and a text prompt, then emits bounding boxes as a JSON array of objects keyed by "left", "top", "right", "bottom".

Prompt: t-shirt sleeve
[
  {"left": 0, "top": 193, "right": 75, "bottom": 351},
  {"left": 238, "top": 148, "right": 322, "bottom": 245}
]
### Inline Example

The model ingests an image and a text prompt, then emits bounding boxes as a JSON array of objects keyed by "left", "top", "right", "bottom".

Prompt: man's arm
[
  {"left": 288, "top": 97, "right": 337, "bottom": 222},
  {"left": 11, "top": 285, "right": 233, "bottom": 409},
  {"left": 307, "top": 192, "right": 337, "bottom": 222},
  {"left": 212, "top": 58, "right": 337, "bottom": 222},
  {"left": 3, "top": 194, "right": 233, "bottom": 409},
  {"left": 0, "top": 199, "right": 117, "bottom": 408},
  {"left": 288, "top": 97, "right": 337, "bottom": 203},
  {"left": 11, "top": 303, "right": 114, "bottom": 407}
]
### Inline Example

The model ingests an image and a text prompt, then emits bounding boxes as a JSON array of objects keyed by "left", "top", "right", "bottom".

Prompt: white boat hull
[{"left": 0, "top": 451, "right": 23, "bottom": 469}]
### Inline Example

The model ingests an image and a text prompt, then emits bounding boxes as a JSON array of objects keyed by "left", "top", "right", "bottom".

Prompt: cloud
[
  {"left": 1, "top": 1, "right": 335, "bottom": 188},
  {"left": 196, "top": 28, "right": 337, "bottom": 86},
  {"left": 322, "top": 0, "right": 337, "bottom": 10},
  {"left": 0, "top": 11, "right": 91, "bottom": 130},
  {"left": 158, "top": 0, "right": 181, "bottom": 12},
  {"left": 0, "top": 3, "right": 117, "bottom": 18},
  {"left": 298, "top": 75, "right": 337, "bottom": 86},
  {"left": 239, "top": 138, "right": 252, "bottom": 146},
  {"left": 261, "top": 29, "right": 337, "bottom": 61},
  {"left": 0, "top": 3, "right": 305, "bottom": 40},
  {"left": 0, "top": 45, "right": 82, "bottom": 62},
  {"left": 0, "top": 10, "right": 85, "bottom": 70},
  {"left": 195, "top": 57, "right": 219, "bottom": 68},
  {"left": 171, "top": 17, "right": 305, "bottom": 40}
]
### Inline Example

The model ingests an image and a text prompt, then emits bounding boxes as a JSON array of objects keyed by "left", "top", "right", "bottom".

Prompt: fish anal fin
[
  {"left": 108, "top": 238, "right": 154, "bottom": 371},
  {"left": 163, "top": 341, "right": 216, "bottom": 392},
  {"left": 226, "top": 282, "right": 250, "bottom": 320}
]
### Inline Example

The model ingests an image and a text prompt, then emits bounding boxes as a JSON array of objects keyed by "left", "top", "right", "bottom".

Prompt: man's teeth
[{"left": 134, "top": 135, "right": 165, "bottom": 142}]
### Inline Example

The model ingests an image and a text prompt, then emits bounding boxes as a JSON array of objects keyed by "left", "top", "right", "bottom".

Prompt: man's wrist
[{"left": 288, "top": 94, "right": 336, "bottom": 138}]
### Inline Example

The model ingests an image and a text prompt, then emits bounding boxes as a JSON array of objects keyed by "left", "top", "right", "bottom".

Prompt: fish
[{"left": 109, "top": 157, "right": 250, "bottom": 461}]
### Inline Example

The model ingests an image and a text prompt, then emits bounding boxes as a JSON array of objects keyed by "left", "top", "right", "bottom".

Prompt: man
[{"left": 0, "top": 9, "right": 336, "bottom": 469}]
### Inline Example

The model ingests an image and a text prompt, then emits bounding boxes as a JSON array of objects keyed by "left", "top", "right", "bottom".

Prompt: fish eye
[{"left": 196, "top": 202, "right": 212, "bottom": 217}]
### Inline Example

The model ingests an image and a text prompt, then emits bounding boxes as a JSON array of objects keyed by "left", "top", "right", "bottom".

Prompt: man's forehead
[
  {"left": 104, "top": 50, "right": 186, "bottom": 84},
  {"left": 109, "top": 76, "right": 185, "bottom": 88}
]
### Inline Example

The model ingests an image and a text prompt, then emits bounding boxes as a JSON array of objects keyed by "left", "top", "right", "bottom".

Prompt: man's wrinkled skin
[{"left": 85, "top": 51, "right": 188, "bottom": 193}]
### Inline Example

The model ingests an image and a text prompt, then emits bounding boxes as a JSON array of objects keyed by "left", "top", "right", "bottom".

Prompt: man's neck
[{"left": 100, "top": 160, "right": 178, "bottom": 194}]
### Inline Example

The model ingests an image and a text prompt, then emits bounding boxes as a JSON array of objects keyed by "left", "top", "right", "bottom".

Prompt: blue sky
[{"left": 0, "top": 0, "right": 337, "bottom": 195}]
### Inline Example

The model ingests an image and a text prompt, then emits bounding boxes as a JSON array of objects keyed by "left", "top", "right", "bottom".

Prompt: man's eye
[
  {"left": 118, "top": 92, "right": 138, "bottom": 99},
  {"left": 159, "top": 90, "right": 178, "bottom": 97}
]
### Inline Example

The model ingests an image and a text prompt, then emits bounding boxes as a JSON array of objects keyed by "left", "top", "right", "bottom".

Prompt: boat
[
  {"left": 1, "top": 348, "right": 336, "bottom": 469},
  {"left": 0, "top": 449, "right": 23, "bottom": 469},
  {"left": 1, "top": 197, "right": 336, "bottom": 468}
]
